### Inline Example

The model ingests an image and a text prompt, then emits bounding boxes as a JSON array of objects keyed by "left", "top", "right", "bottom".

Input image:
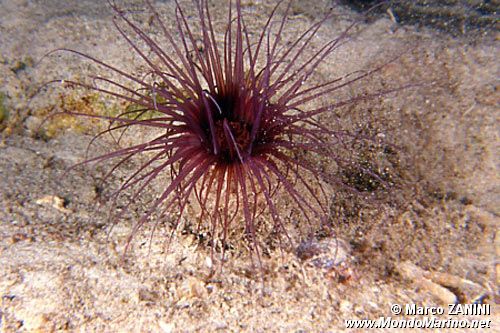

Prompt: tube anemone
[{"left": 53, "top": 0, "right": 406, "bottom": 266}]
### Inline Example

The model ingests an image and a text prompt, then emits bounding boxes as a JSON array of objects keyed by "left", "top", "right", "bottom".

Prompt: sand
[{"left": 0, "top": 0, "right": 498, "bottom": 331}]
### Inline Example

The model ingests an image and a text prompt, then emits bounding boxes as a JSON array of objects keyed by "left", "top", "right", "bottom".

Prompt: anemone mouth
[
  {"left": 212, "top": 117, "right": 252, "bottom": 162},
  {"left": 197, "top": 86, "right": 276, "bottom": 163}
]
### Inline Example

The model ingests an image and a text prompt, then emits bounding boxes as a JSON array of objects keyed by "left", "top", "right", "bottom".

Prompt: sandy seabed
[{"left": 0, "top": 0, "right": 498, "bottom": 331}]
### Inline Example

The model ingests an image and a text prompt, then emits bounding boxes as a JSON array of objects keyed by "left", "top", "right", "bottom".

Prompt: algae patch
[
  {"left": 0, "top": 92, "right": 7, "bottom": 124},
  {"left": 35, "top": 93, "right": 107, "bottom": 139},
  {"left": 34, "top": 92, "right": 159, "bottom": 139}
]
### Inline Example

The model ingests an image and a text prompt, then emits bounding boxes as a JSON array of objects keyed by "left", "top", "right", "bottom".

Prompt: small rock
[
  {"left": 339, "top": 300, "right": 353, "bottom": 314},
  {"left": 205, "top": 256, "right": 213, "bottom": 269},
  {"left": 367, "top": 301, "right": 379, "bottom": 311},
  {"left": 397, "top": 261, "right": 457, "bottom": 304},
  {"left": 158, "top": 321, "right": 174, "bottom": 333},
  {"left": 213, "top": 321, "right": 228, "bottom": 330},
  {"left": 354, "top": 305, "right": 364, "bottom": 315},
  {"left": 296, "top": 237, "right": 351, "bottom": 269},
  {"left": 138, "top": 288, "right": 158, "bottom": 303},
  {"left": 35, "top": 195, "right": 72, "bottom": 214},
  {"left": 178, "top": 276, "right": 208, "bottom": 300}
]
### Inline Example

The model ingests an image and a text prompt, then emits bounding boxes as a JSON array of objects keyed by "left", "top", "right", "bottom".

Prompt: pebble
[
  {"left": 339, "top": 300, "right": 353, "bottom": 314},
  {"left": 397, "top": 261, "right": 457, "bottom": 304}
]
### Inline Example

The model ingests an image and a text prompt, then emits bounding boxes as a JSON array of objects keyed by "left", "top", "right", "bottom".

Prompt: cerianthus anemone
[{"left": 50, "top": 0, "right": 406, "bottom": 267}]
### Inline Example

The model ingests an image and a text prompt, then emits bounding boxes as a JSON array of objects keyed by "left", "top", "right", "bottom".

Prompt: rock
[{"left": 397, "top": 261, "right": 457, "bottom": 304}]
